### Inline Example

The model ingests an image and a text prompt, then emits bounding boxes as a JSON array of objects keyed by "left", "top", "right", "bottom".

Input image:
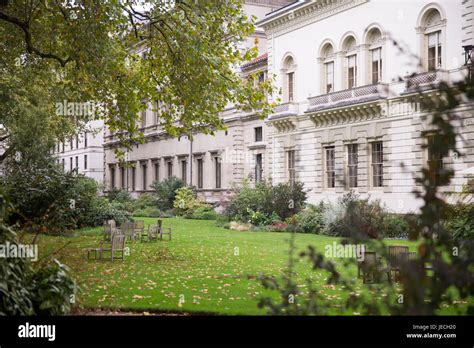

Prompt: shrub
[
  {"left": 80, "top": 197, "right": 131, "bottom": 227},
  {"left": 173, "top": 186, "right": 198, "bottom": 217},
  {"left": 132, "top": 193, "right": 157, "bottom": 211},
  {"left": 132, "top": 206, "right": 169, "bottom": 218},
  {"left": 445, "top": 203, "right": 474, "bottom": 241},
  {"left": 225, "top": 180, "right": 306, "bottom": 224},
  {"left": 191, "top": 205, "right": 218, "bottom": 220},
  {"left": 106, "top": 188, "right": 132, "bottom": 203},
  {"left": 322, "top": 192, "right": 407, "bottom": 239},
  {"left": 0, "top": 191, "right": 77, "bottom": 315},
  {"left": 287, "top": 204, "right": 325, "bottom": 234},
  {"left": 266, "top": 221, "right": 289, "bottom": 232},
  {"left": 1, "top": 159, "right": 99, "bottom": 234},
  {"left": 150, "top": 177, "right": 185, "bottom": 210}
]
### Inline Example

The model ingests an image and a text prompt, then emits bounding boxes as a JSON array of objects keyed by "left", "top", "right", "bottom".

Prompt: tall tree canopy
[{"left": 0, "top": 0, "right": 275, "bottom": 160}]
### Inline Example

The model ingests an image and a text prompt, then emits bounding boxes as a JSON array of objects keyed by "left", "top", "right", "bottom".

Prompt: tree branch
[{"left": 0, "top": 9, "right": 73, "bottom": 67}]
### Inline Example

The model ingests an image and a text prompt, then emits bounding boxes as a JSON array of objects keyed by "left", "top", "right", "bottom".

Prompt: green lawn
[{"left": 29, "top": 217, "right": 468, "bottom": 315}]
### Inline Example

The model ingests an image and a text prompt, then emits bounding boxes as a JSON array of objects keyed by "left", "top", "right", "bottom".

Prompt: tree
[{"left": 0, "top": 0, "right": 276, "bottom": 162}]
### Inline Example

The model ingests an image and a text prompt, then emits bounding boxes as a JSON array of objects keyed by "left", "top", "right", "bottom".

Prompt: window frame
[
  {"left": 325, "top": 146, "right": 336, "bottom": 189},
  {"left": 371, "top": 141, "right": 384, "bottom": 188}
]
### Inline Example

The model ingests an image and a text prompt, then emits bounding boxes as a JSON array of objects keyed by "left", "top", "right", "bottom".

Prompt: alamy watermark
[
  {"left": 0, "top": 241, "right": 38, "bottom": 261},
  {"left": 324, "top": 242, "right": 365, "bottom": 261}
]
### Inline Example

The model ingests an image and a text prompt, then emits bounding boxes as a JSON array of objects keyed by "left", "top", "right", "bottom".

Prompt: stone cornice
[{"left": 260, "top": 0, "right": 369, "bottom": 38}]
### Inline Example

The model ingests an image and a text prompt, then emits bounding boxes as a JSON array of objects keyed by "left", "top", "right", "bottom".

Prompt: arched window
[
  {"left": 320, "top": 42, "right": 335, "bottom": 93},
  {"left": 282, "top": 55, "right": 296, "bottom": 102},
  {"left": 365, "top": 27, "right": 384, "bottom": 84},
  {"left": 418, "top": 6, "right": 446, "bottom": 71},
  {"left": 341, "top": 35, "right": 358, "bottom": 89}
]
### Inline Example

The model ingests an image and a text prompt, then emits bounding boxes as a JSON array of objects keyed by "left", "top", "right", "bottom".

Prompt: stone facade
[
  {"left": 53, "top": 120, "right": 105, "bottom": 184},
  {"left": 260, "top": 0, "right": 474, "bottom": 213},
  {"left": 104, "top": 0, "right": 474, "bottom": 213}
]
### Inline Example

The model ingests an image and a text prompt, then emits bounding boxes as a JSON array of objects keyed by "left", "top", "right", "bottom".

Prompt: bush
[
  {"left": 132, "top": 206, "right": 172, "bottom": 218},
  {"left": 191, "top": 205, "right": 218, "bottom": 220},
  {"left": 287, "top": 204, "right": 325, "bottom": 234},
  {"left": 445, "top": 203, "right": 474, "bottom": 241},
  {"left": 80, "top": 197, "right": 131, "bottom": 227},
  {"left": 225, "top": 180, "right": 306, "bottom": 225},
  {"left": 150, "top": 177, "right": 185, "bottom": 210},
  {"left": 322, "top": 192, "right": 408, "bottom": 239},
  {"left": 2, "top": 158, "right": 99, "bottom": 234},
  {"left": 132, "top": 193, "right": 157, "bottom": 211},
  {"left": 106, "top": 188, "right": 132, "bottom": 203},
  {"left": 0, "top": 191, "right": 77, "bottom": 315},
  {"left": 173, "top": 186, "right": 198, "bottom": 217},
  {"left": 266, "top": 221, "right": 289, "bottom": 232}
]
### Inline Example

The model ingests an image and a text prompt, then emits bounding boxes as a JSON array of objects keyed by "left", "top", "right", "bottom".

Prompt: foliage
[
  {"left": 173, "top": 186, "right": 198, "bottom": 217},
  {"left": 132, "top": 206, "right": 174, "bottom": 218},
  {"left": 445, "top": 203, "right": 474, "bottom": 241},
  {"left": 30, "top": 260, "right": 77, "bottom": 315},
  {"left": 225, "top": 180, "right": 306, "bottom": 224},
  {"left": 151, "top": 177, "right": 185, "bottom": 210},
  {"left": 286, "top": 204, "right": 325, "bottom": 234},
  {"left": 0, "top": 191, "right": 77, "bottom": 315},
  {"left": 0, "top": 0, "right": 276, "bottom": 164},
  {"left": 80, "top": 197, "right": 131, "bottom": 227},
  {"left": 191, "top": 205, "right": 218, "bottom": 220},
  {"left": 265, "top": 221, "right": 289, "bottom": 232},
  {"left": 106, "top": 188, "right": 133, "bottom": 204},
  {"left": 132, "top": 193, "right": 157, "bottom": 211},
  {"left": 2, "top": 155, "right": 83, "bottom": 234}
]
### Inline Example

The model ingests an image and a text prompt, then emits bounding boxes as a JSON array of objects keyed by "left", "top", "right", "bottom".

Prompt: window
[
  {"left": 283, "top": 56, "right": 296, "bottom": 102},
  {"left": 62, "top": 142, "right": 65, "bottom": 153},
  {"left": 181, "top": 160, "right": 187, "bottom": 183},
  {"left": 167, "top": 161, "right": 173, "bottom": 179},
  {"left": 320, "top": 42, "right": 335, "bottom": 94},
  {"left": 255, "top": 154, "right": 263, "bottom": 183},
  {"left": 427, "top": 31, "right": 442, "bottom": 71},
  {"left": 154, "top": 162, "right": 160, "bottom": 182},
  {"left": 325, "top": 147, "right": 335, "bottom": 188},
  {"left": 121, "top": 167, "right": 126, "bottom": 189},
  {"left": 57, "top": 143, "right": 60, "bottom": 152},
  {"left": 142, "top": 163, "right": 148, "bottom": 190},
  {"left": 371, "top": 142, "right": 383, "bottom": 187},
  {"left": 140, "top": 105, "right": 147, "bottom": 128},
  {"left": 288, "top": 150, "right": 295, "bottom": 185},
  {"left": 287, "top": 72, "right": 294, "bottom": 102},
  {"left": 420, "top": 8, "right": 444, "bottom": 71},
  {"left": 84, "top": 155, "right": 87, "bottom": 170},
  {"left": 197, "top": 158, "right": 203, "bottom": 189},
  {"left": 427, "top": 135, "right": 444, "bottom": 185},
  {"left": 325, "top": 62, "right": 334, "bottom": 93},
  {"left": 70, "top": 157, "right": 73, "bottom": 171},
  {"left": 347, "top": 55, "right": 357, "bottom": 89},
  {"left": 215, "top": 157, "right": 221, "bottom": 189},
  {"left": 75, "top": 156, "right": 78, "bottom": 170},
  {"left": 84, "top": 133, "right": 87, "bottom": 147},
  {"left": 258, "top": 71, "right": 265, "bottom": 84},
  {"left": 255, "top": 127, "right": 263, "bottom": 142},
  {"left": 371, "top": 47, "right": 382, "bottom": 84},
  {"left": 75, "top": 135, "right": 79, "bottom": 149},
  {"left": 62, "top": 158, "right": 65, "bottom": 169},
  {"left": 110, "top": 167, "right": 116, "bottom": 189},
  {"left": 347, "top": 144, "right": 358, "bottom": 188},
  {"left": 131, "top": 166, "right": 136, "bottom": 191}
]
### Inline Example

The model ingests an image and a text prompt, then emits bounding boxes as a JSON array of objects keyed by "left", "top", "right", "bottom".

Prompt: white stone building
[
  {"left": 260, "top": 0, "right": 474, "bottom": 213},
  {"left": 104, "top": 0, "right": 474, "bottom": 213},
  {"left": 53, "top": 120, "right": 105, "bottom": 184}
]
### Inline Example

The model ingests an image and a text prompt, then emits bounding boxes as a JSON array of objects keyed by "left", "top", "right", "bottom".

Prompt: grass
[{"left": 28, "top": 217, "right": 469, "bottom": 315}]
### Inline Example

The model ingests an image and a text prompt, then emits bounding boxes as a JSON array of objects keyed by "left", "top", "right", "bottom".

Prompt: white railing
[
  {"left": 271, "top": 102, "right": 299, "bottom": 116},
  {"left": 405, "top": 70, "right": 449, "bottom": 90},
  {"left": 308, "top": 83, "right": 388, "bottom": 109}
]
